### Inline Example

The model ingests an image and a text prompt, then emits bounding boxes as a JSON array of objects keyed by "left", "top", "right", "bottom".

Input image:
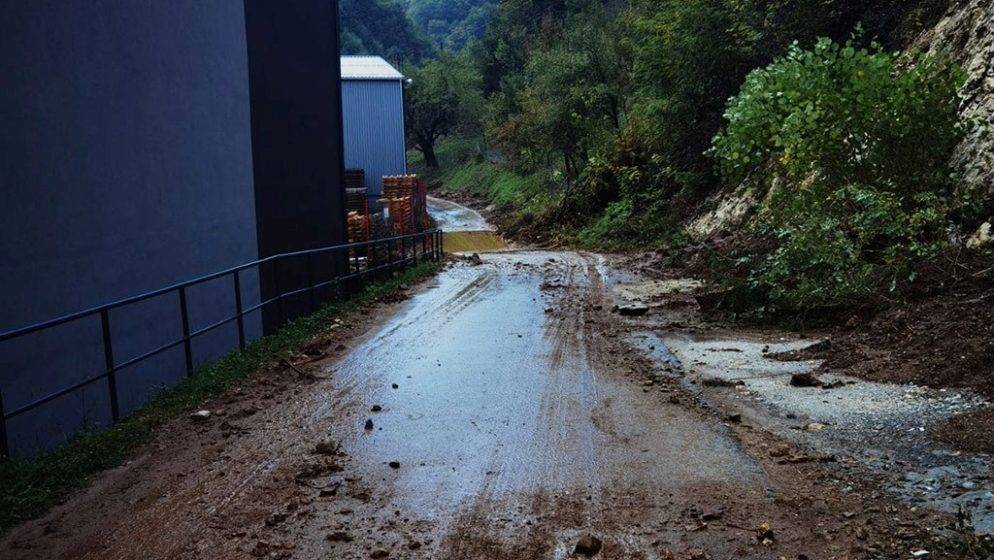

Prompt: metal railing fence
[{"left": 0, "top": 230, "right": 443, "bottom": 458}]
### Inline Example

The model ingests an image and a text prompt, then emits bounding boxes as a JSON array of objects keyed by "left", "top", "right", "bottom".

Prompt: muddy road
[{"left": 3, "top": 204, "right": 989, "bottom": 559}]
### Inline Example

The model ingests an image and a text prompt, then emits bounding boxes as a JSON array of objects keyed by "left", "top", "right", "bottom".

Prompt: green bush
[{"left": 711, "top": 36, "right": 967, "bottom": 312}]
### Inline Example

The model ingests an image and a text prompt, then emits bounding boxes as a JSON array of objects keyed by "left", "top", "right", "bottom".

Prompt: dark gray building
[{"left": 0, "top": 0, "right": 345, "bottom": 456}]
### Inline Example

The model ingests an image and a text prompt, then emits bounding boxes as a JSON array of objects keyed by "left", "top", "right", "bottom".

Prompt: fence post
[
  {"left": 273, "top": 259, "right": 285, "bottom": 325},
  {"left": 100, "top": 309, "right": 120, "bottom": 423},
  {"left": 233, "top": 271, "right": 246, "bottom": 350},
  {"left": 306, "top": 255, "right": 317, "bottom": 311},
  {"left": 0, "top": 389, "right": 9, "bottom": 459},
  {"left": 179, "top": 287, "right": 193, "bottom": 377}
]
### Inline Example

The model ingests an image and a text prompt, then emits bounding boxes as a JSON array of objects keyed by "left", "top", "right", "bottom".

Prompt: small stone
[
  {"left": 756, "top": 522, "right": 775, "bottom": 544},
  {"left": 701, "top": 509, "right": 724, "bottom": 521},
  {"left": 574, "top": 534, "right": 603, "bottom": 556},
  {"left": 614, "top": 304, "right": 649, "bottom": 317},
  {"left": 371, "top": 405, "right": 383, "bottom": 412},
  {"left": 327, "top": 531, "right": 353, "bottom": 543},
  {"left": 370, "top": 549, "right": 390, "bottom": 559},
  {"left": 389, "top": 461, "right": 401, "bottom": 469},
  {"left": 803, "top": 422, "right": 828, "bottom": 432},
  {"left": 190, "top": 410, "right": 212, "bottom": 421},
  {"left": 725, "top": 413, "right": 743, "bottom": 424},
  {"left": 313, "top": 441, "right": 340, "bottom": 455},
  {"left": 391, "top": 383, "right": 399, "bottom": 389},
  {"left": 790, "top": 373, "right": 824, "bottom": 388},
  {"left": 365, "top": 419, "right": 374, "bottom": 431}
]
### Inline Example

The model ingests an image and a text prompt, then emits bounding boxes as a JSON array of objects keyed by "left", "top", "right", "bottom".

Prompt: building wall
[
  {"left": 244, "top": 0, "right": 347, "bottom": 331},
  {"left": 342, "top": 80, "right": 408, "bottom": 196},
  {"left": 0, "top": 1, "right": 261, "bottom": 456}
]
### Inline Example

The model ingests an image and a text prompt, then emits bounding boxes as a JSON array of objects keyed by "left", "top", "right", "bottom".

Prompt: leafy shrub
[{"left": 711, "top": 37, "right": 967, "bottom": 312}]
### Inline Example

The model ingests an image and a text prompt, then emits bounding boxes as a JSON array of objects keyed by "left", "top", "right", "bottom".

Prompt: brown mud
[{"left": 1, "top": 251, "right": 968, "bottom": 559}]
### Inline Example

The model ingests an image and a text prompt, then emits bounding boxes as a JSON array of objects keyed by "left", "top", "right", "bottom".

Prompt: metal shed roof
[{"left": 341, "top": 56, "right": 404, "bottom": 81}]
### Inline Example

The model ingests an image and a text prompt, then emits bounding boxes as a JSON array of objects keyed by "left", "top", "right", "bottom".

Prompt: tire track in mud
[{"left": 4, "top": 252, "right": 884, "bottom": 560}]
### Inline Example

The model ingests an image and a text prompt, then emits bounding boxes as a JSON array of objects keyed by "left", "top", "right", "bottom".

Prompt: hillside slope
[{"left": 918, "top": 0, "right": 994, "bottom": 227}]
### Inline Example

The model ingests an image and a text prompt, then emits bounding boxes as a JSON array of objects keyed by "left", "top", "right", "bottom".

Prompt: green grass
[{"left": 0, "top": 261, "right": 441, "bottom": 534}]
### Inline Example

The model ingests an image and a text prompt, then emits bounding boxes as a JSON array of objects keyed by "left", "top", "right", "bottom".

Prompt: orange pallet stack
[
  {"left": 347, "top": 211, "right": 371, "bottom": 244},
  {"left": 381, "top": 175, "right": 429, "bottom": 234},
  {"left": 345, "top": 185, "right": 371, "bottom": 244}
]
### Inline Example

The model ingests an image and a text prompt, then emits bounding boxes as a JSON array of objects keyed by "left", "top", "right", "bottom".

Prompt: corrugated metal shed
[{"left": 341, "top": 56, "right": 407, "bottom": 196}]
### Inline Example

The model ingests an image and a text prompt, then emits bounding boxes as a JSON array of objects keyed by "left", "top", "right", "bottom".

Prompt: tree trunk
[{"left": 420, "top": 141, "right": 439, "bottom": 169}]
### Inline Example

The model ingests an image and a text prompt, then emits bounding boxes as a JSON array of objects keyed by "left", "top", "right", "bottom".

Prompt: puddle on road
[
  {"left": 427, "top": 196, "right": 508, "bottom": 254},
  {"left": 442, "top": 231, "right": 507, "bottom": 253}
]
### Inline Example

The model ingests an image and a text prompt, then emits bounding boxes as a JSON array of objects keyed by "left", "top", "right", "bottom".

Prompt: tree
[
  {"left": 491, "top": 12, "right": 625, "bottom": 180},
  {"left": 404, "top": 54, "right": 483, "bottom": 168},
  {"left": 405, "top": 0, "right": 496, "bottom": 50},
  {"left": 340, "top": 0, "right": 434, "bottom": 64}
]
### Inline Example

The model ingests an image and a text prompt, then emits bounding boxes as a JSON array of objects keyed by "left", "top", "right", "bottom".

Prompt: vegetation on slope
[
  {"left": 405, "top": 0, "right": 496, "bottom": 50},
  {"left": 404, "top": 0, "right": 994, "bottom": 317},
  {"left": 341, "top": 0, "right": 434, "bottom": 63}
]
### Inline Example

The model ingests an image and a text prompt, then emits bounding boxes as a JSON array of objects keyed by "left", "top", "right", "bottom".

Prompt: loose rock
[
  {"left": 613, "top": 304, "right": 650, "bottom": 317},
  {"left": 574, "top": 534, "right": 603, "bottom": 556},
  {"left": 327, "top": 532, "right": 353, "bottom": 543},
  {"left": 313, "top": 440, "right": 340, "bottom": 456},
  {"left": 790, "top": 372, "right": 825, "bottom": 388}
]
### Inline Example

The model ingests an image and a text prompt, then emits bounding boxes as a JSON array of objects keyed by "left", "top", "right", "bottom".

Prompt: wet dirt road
[
  {"left": 3, "top": 250, "right": 960, "bottom": 559},
  {"left": 328, "top": 252, "right": 767, "bottom": 557}
]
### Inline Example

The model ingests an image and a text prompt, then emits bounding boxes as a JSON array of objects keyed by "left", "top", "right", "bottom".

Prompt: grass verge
[{"left": 0, "top": 261, "right": 442, "bottom": 534}]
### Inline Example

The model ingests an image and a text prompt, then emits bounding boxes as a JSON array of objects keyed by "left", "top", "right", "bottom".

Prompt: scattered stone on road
[
  {"left": 313, "top": 441, "right": 340, "bottom": 456},
  {"left": 790, "top": 372, "right": 825, "bottom": 388},
  {"left": 614, "top": 304, "right": 650, "bottom": 317},
  {"left": 574, "top": 534, "right": 603, "bottom": 556},
  {"left": 190, "top": 410, "right": 211, "bottom": 421}
]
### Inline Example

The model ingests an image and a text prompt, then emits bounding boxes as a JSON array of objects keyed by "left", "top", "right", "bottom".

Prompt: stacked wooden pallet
[
  {"left": 347, "top": 211, "right": 371, "bottom": 244},
  {"left": 381, "top": 175, "right": 429, "bottom": 234}
]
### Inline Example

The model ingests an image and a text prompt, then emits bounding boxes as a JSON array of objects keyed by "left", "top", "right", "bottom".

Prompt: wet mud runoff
[
  {"left": 2, "top": 252, "right": 948, "bottom": 560},
  {"left": 428, "top": 196, "right": 507, "bottom": 253}
]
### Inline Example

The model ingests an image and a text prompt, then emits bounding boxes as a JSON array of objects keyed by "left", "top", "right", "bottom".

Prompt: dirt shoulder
[{"left": 0, "top": 272, "right": 441, "bottom": 559}]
